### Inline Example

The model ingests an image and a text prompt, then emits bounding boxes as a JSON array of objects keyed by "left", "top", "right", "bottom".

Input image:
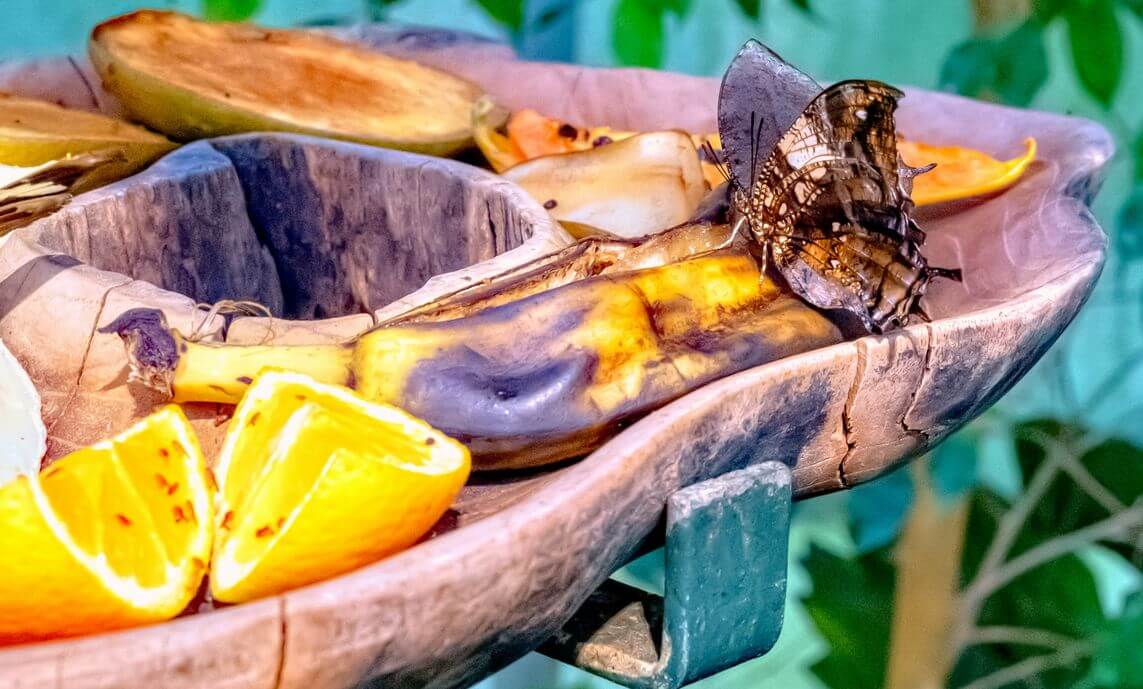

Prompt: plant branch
[
  {"left": 1059, "top": 453, "right": 1127, "bottom": 514},
  {"left": 954, "top": 641, "right": 1092, "bottom": 689},
  {"left": 971, "top": 439, "right": 1063, "bottom": 585},
  {"left": 964, "top": 625, "right": 1075, "bottom": 650},
  {"left": 965, "top": 503, "right": 1143, "bottom": 604},
  {"left": 1020, "top": 426, "right": 1125, "bottom": 514}
]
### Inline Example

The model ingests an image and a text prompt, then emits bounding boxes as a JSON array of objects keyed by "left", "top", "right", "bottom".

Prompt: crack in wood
[
  {"left": 836, "top": 340, "right": 867, "bottom": 489},
  {"left": 43, "top": 274, "right": 131, "bottom": 441},
  {"left": 898, "top": 323, "right": 934, "bottom": 445},
  {"left": 271, "top": 597, "right": 288, "bottom": 689}
]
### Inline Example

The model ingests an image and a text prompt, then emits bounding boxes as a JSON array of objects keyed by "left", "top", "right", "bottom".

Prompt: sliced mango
[
  {"left": 471, "top": 97, "right": 524, "bottom": 174},
  {"left": 899, "top": 137, "right": 1037, "bottom": 206}
]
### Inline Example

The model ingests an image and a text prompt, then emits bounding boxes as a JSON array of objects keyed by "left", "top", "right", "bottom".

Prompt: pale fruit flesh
[
  {"left": 90, "top": 10, "right": 488, "bottom": 155},
  {"left": 0, "top": 93, "right": 175, "bottom": 192}
]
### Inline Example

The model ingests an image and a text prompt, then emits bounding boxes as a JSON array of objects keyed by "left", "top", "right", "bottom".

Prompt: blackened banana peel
[{"left": 106, "top": 250, "right": 842, "bottom": 469}]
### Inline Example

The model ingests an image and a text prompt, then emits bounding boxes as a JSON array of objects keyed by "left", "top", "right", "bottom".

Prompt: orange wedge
[
  {"left": 0, "top": 406, "right": 212, "bottom": 644},
  {"left": 210, "top": 371, "right": 471, "bottom": 604},
  {"left": 900, "top": 137, "right": 1037, "bottom": 206}
]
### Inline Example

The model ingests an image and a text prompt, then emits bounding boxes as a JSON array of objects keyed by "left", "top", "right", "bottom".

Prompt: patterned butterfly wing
[{"left": 735, "top": 80, "right": 959, "bottom": 333}]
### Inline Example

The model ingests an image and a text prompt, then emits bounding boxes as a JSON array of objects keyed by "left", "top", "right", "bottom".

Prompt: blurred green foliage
[
  {"left": 942, "top": 0, "right": 1128, "bottom": 109},
  {"left": 803, "top": 544, "right": 895, "bottom": 689},
  {"left": 201, "top": 0, "right": 262, "bottom": 20},
  {"left": 814, "top": 420, "right": 1143, "bottom": 689},
  {"left": 606, "top": 0, "right": 809, "bottom": 67}
]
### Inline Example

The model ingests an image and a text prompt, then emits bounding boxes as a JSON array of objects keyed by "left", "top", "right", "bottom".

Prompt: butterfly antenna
[
  {"left": 701, "top": 140, "right": 731, "bottom": 185},
  {"left": 749, "top": 110, "right": 766, "bottom": 188},
  {"left": 748, "top": 111, "right": 757, "bottom": 189}
]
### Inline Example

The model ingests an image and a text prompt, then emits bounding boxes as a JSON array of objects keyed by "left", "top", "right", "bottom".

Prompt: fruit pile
[{"left": 0, "top": 8, "right": 1042, "bottom": 646}]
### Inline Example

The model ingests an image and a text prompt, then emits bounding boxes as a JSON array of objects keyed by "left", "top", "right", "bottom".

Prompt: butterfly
[{"left": 717, "top": 77, "right": 961, "bottom": 334}]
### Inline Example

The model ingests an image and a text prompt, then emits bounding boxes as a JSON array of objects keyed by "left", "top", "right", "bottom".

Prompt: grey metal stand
[{"left": 541, "top": 462, "right": 793, "bottom": 689}]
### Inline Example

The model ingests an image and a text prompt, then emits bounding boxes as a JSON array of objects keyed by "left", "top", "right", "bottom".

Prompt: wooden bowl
[{"left": 0, "top": 27, "right": 1109, "bottom": 689}]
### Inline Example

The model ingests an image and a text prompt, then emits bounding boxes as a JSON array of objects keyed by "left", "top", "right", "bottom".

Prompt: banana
[{"left": 104, "top": 251, "right": 842, "bottom": 469}]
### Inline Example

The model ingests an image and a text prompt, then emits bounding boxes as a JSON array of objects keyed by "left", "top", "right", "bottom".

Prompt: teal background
[{"left": 1, "top": 1, "right": 1139, "bottom": 687}]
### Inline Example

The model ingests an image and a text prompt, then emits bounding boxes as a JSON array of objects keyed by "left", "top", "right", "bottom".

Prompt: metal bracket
[{"left": 540, "top": 461, "right": 793, "bottom": 689}]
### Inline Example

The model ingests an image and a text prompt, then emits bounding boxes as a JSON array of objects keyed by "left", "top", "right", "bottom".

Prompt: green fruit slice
[
  {"left": 90, "top": 10, "right": 486, "bottom": 156},
  {"left": 0, "top": 94, "right": 176, "bottom": 192}
]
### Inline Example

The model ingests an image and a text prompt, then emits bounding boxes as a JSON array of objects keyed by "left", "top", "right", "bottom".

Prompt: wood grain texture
[{"left": 0, "top": 30, "right": 1110, "bottom": 689}]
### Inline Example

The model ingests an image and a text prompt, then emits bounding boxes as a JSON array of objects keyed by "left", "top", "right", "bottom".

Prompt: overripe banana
[{"left": 104, "top": 250, "right": 842, "bottom": 469}]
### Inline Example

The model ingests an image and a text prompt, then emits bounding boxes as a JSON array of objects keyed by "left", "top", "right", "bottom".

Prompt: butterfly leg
[{"left": 715, "top": 214, "right": 749, "bottom": 251}]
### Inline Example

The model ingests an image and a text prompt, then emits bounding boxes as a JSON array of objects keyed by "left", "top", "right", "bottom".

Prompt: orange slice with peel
[
  {"left": 210, "top": 371, "right": 471, "bottom": 604},
  {"left": 0, "top": 406, "right": 212, "bottom": 644},
  {"left": 900, "top": 137, "right": 1037, "bottom": 206}
]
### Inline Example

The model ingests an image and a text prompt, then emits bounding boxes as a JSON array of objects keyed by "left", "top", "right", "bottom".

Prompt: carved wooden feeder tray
[{"left": 0, "top": 26, "right": 1109, "bottom": 689}]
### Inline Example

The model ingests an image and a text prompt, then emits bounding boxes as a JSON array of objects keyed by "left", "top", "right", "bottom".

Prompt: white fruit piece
[{"left": 0, "top": 241, "right": 46, "bottom": 484}]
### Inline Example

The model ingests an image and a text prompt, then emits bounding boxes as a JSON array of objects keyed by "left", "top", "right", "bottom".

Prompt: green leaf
[
  {"left": 732, "top": 0, "right": 762, "bottom": 19},
  {"left": 1116, "top": 187, "right": 1143, "bottom": 262},
  {"left": 475, "top": 0, "right": 526, "bottom": 31},
  {"left": 790, "top": 0, "right": 813, "bottom": 14},
  {"left": 1135, "top": 131, "right": 1143, "bottom": 180},
  {"left": 960, "top": 489, "right": 1106, "bottom": 638},
  {"left": 1086, "top": 591, "right": 1143, "bottom": 688},
  {"left": 802, "top": 545, "right": 894, "bottom": 689},
  {"left": 847, "top": 466, "right": 914, "bottom": 552},
  {"left": 534, "top": 2, "right": 574, "bottom": 29},
  {"left": 612, "top": 0, "right": 664, "bottom": 67},
  {"left": 662, "top": 0, "right": 693, "bottom": 17},
  {"left": 940, "top": 37, "right": 998, "bottom": 98},
  {"left": 1065, "top": 0, "right": 1123, "bottom": 107},
  {"left": 939, "top": 21, "right": 1048, "bottom": 106},
  {"left": 1031, "top": 0, "right": 1067, "bottom": 23},
  {"left": 960, "top": 488, "right": 1009, "bottom": 584},
  {"left": 1013, "top": 419, "right": 1143, "bottom": 565},
  {"left": 201, "top": 0, "right": 261, "bottom": 21}
]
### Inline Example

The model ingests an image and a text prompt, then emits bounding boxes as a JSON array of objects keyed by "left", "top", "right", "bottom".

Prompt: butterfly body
[{"left": 722, "top": 75, "right": 961, "bottom": 334}]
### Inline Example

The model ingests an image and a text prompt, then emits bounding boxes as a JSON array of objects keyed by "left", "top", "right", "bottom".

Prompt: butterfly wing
[
  {"left": 717, "top": 40, "right": 821, "bottom": 193},
  {"left": 737, "top": 80, "right": 959, "bottom": 333}
]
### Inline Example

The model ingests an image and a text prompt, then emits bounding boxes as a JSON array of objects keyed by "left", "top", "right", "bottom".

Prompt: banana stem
[
  {"left": 175, "top": 338, "right": 352, "bottom": 404},
  {"left": 101, "top": 308, "right": 353, "bottom": 405}
]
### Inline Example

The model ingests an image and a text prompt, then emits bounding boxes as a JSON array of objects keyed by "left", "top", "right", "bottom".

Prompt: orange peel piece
[
  {"left": 0, "top": 405, "right": 212, "bottom": 644},
  {"left": 210, "top": 371, "right": 470, "bottom": 604},
  {"left": 900, "top": 137, "right": 1037, "bottom": 206}
]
